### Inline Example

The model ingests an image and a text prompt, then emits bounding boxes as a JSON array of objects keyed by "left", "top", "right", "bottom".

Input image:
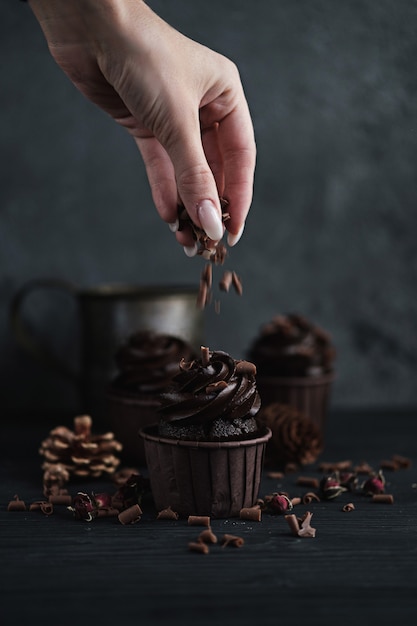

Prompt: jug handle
[{"left": 10, "top": 278, "right": 80, "bottom": 384}]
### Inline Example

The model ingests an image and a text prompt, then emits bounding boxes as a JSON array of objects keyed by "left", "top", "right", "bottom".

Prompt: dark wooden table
[{"left": 1, "top": 409, "right": 416, "bottom": 626}]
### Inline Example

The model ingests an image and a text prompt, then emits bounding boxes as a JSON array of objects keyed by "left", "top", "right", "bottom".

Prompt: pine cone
[
  {"left": 257, "top": 403, "right": 323, "bottom": 468},
  {"left": 39, "top": 415, "right": 123, "bottom": 493}
]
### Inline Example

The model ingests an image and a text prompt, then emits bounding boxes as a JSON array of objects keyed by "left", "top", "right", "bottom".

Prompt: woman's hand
[{"left": 28, "top": 0, "right": 256, "bottom": 254}]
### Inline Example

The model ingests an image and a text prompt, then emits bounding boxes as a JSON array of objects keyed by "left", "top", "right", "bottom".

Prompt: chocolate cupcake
[
  {"left": 257, "top": 402, "right": 324, "bottom": 468},
  {"left": 140, "top": 347, "right": 271, "bottom": 518},
  {"left": 106, "top": 330, "right": 195, "bottom": 464},
  {"left": 247, "top": 313, "right": 336, "bottom": 431}
]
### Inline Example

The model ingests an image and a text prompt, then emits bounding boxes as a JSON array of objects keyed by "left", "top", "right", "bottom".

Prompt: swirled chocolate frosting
[
  {"left": 257, "top": 402, "right": 323, "bottom": 467},
  {"left": 158, "top": 347, "right": 261, "bottom": 440},
  {"left": 111, "top": 331, "right": 195, "bottom": 395},
  {"left": 247, "top": 313, "right": 335, "bottom": 377}
]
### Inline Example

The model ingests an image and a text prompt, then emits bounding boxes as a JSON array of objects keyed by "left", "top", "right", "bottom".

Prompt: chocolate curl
[
  {"left": 188, "top": 541, "right": 209, "bottom": 554},
  {"left": 214, "top": 300, "right": 221, "bottom": 315},
  {"left": 198, "top": 529, "right": 218, "bottom": 544},
  {"left": 231, "top": 272, "right": 243, "bottom": 296},
  {"left": 221, "top": 534, "right": 245, "bottom": 548},
  {"left": 188, "top": 515, "right": 211, "bottom": 527},
  {"left": 29, "top": 501, "right": 54, "bottom": 515},
  {"left": 48, "top": 494, "right": 72, "bottom": 506},
  {"left": 290, "top": 497, "right": 301, "bottom": 507},
  {"left": 197, "top": 280, "right": 208, "bottom": 310},
  {"left": 391, "top": 454, "right": 412, "bottom": 469},
  {"left": 318, "top": 460, "right": 352, "bottom": 473},
  {"left": 342, "top": 502, "right": 355, "bottom": 512},
  {"left": 284, "top": 514, "right": 300, "bottom": 536},
  {"left": 353, "top": 461, "right": 374, "bottom": 475},
  {"left": 118, "top": 504, "right": 143, "bottom": 525},
  {"left": 219, "top": 270, "right": 233, "bottom": 293},
  {"left": 296, "top": 476, "right": 320, "bottom": 489},
  {"left": 7, "top": 495, "right": 26, "bottom": 511},
  {"left": 201, "top": 263, "right": 212, "bottom": 289},
  {"left": 302, "top": 492, "right": 321, "bottom": 504},
  {"left": 240, "top": 506, "right": 262, "bottom": 522},
  {"left": 200, "top": 347, "right": 211, "bottom": 368},
  {"left": 156, "top": 506, "right": 179, "bottom": 521},
  {"left": 235, "top": 360, "right": 257, "bottom": 376},
  {"left": 372, "top": 494, "right": 394, "bottom": 504},
  {"left": 298, "top": 511, "right": 316, "bottom": 538}
]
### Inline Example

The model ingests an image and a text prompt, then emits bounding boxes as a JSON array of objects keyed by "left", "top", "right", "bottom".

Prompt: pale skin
[{"left": 27, "top": 0, "right": 256, "bottom": 255}]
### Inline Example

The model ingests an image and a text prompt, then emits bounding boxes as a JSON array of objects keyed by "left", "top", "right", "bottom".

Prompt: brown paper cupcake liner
[
  {"left": 140, "top": 425, "right": 272, "bottom": 518},
  {"left": 255, "top": 373, "right": 334, "bottom": 431},
  {"left": 106, "top": 390, "right": 160, "bottom": 465}
]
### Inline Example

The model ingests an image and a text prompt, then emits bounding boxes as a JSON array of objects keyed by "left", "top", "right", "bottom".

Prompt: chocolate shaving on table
[
  {"left": 240, "top": 505, "right": 262, "bottom": 522},
  {"left": 297, "top": 511, "right": 316, "bottom": 538},
  {"left": 380, "top": 455, "right": 412, "bottom": 471},
  {"left": 118, "top": 504, "right": 143, "bottom": 525},
  {"left": 371, "top": 494, "right": 394, "bottom": 504},
  {"left": 188, "top": 515, "right": 211, "bottom": 527},
  {"left": 302, "top": 492, "right": 321, "bottom": 504},
  {"left": 221, "top": 534, "right": 245, "bottom": 548},
  {"left": 198, "top": 529, "right": 218, "bottom": 544},
  {"left": 353, "top": 461, "right": 374, "bottom": 475},
  {"left": 296, "top": 476, "right": 320, "bottom": 489},
  {"left": 290, "top": 497, "right": 301, "bottom": 506},
  {"left": 156, "top": 506, "right": 179, "bottom": 521},
  {"left": 48, "top": 494, "right": 72, "bottom": 506},
  {"left": 342, "top": 502, "right": 355, "bottom": 512},
  {"left": 267, "top": 471, "right": 284, "bottom": 480},
  {"left": 318, "top": 460, "right": 353, "bottom": 473},
  {"left": 188, "top": 541, "right": 209, "bottom": 554},
  {"left": 7, "top": 495, "right": 26, "bottom": 511},
  {"left": 96, "top": 507, "right": 120, "bottom": 518}
]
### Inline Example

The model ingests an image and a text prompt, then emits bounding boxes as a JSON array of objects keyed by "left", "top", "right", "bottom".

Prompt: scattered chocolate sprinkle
[
  {"left": 48, "top": 494, "right": 72, "bottom": 506},
  {"left": 231, "top": 271, "right": 243, "bottom": 296},
  {"left": 235, "top": 360, "right": 257, "bottom": 376},
  {"left": 342, "top": 503, "right": 355, "bottom": 512},
  {"left": 7, "top": 495, "right": 26, "bottom": 511},
  {"left": 221, "top": 534, "right": 245, "bottom": 548},
  {"left": 240, "top": 505, "right": 262, "bottom": 522},
  {"left": 198, "top": 529, "right": 218, "bottom": 544},
  {"left": 118, "top": 504, "right": 142, "bottom": 525},
  {"left": 371, "top": 494, "right": 394, "bottom": 504},
  {"left": 219, "top": 270, "right": 233, "bottom": 293},
  {"left": 188, "top": 541, "right": 209, "bottom": 554},
  {"left": 156, "top": 506, "right": 179, "bottom": 520},
  {"left": 302, "top": 492, "right": 321, "bottom": 504},
  {"left": 188, "top": 515, "right": 211, "bottom": 527},
  {"left": 200, "top": 346, "right": 211, "bottom": 368},
  {"left": 296, "top": 476, "right": 320, "bottom": 489},
  {"left": 318, "top": 460, "right": 352, "bottom": 473},
  {"left": 29, "top": 501, "right": 54, "bottom": 515}
]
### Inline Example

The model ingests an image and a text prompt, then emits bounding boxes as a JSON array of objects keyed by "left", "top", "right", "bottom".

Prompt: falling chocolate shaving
[
  {"left": 188, "top": 515, "right": 211, "bottom": 527},
  {"left": 156, "top": 506, "right": 179, "bottom": 520},
  {"left": 219, "top": 270, "right": 233, "bottom": 293},
  {"left": 7, "top": 495, "right": 26, "bottom": 511},
  {"left": 221, "top": 534, "right": 245, "bottom": 548},
  {"left": 202, "top": 263, "right": 212, "bottom": 289},
  {"left": 231, "top": 272, "right": 243, "bottom": 296},
  {"left": 240, "top": 506, "right": 262, "bottom": 522},
  {"left": 188, "top": 541, "right": 209, "bottom": 554},
  {"left": 118, "top": 504, "right": 143, "bottom": 525}
]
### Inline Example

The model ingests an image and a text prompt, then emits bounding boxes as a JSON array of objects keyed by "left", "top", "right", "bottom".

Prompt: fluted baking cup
[
  {"left": 140, "top": 425, "right": 272, "bottom": 518},
  {"left": 255, "top": 373, "right": 334, "bottom": 431}
]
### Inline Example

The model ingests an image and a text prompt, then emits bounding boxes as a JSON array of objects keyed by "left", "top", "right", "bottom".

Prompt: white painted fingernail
[
  {"left": 197, "top": 199, "right": 223, "bottom": 242},
  {"left": 227, "top": 222, "right": 245, "bottom": 247},
  {"left": 183, "top": 243, "right": 198, "bottom": 257},
  {"left": 168, "top": 219, "right": 179, "bottom": 232}
]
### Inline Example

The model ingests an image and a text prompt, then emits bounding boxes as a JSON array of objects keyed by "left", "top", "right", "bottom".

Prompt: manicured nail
[
  {"left": 197, "top": 200, "right": 223, "bottom": 242},
  {"left": 168, "top": 219, "right": 179, "bottom": 232},
  {"left": 183, "top": 243, "right": 198, "bottom": 257},
  {"left": 227, "top": 222, "right": 245, "bottom": 247}
]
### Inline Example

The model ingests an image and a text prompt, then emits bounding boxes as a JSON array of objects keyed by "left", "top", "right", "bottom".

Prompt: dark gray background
[{"left": 2, "top": 0, "right": 417, "bottom": 416}]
